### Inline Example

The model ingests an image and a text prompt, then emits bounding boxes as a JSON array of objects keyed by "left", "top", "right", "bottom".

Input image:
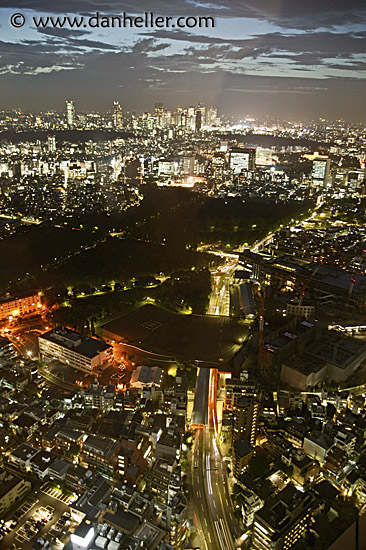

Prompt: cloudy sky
[{"left": 0, "top": 0, "right": 365, "bottom": 120}]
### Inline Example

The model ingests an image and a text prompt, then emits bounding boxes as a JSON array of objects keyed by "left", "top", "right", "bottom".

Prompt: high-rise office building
[
  {"left": 211, "top": 153, "right": 226, "bottom": 180},
  {"left": 174, "top": 107, "right": 183, "bottom": 127},
  {"left": 113, "top": 101, "right": 123, "bottom": 128},
  {"left": 66, "top": 100, "right": 75, "bottom": 127},
  {"left": 311, "top": 156, "right": 330, "bottom": 186},
  {"left": 161, "top": 110, "right": 172, "bottom": 128},
  {"left": 232, "top": 394, "right": 261, "bottom": 447},
  {"left": 187, "top": 106, "right": 196, "bottom": 132},
  {"left": 195, "top": 109, "right": 202, "bottom": 132},
  {"left": 154, "top": 103, "right": 164, "bottom": 127},
  {"left": 206, "top": 106, "right": 218, "bottom": 126},
  {"left": 197, "top": 102, "right": 205, "bottom": 125},
  {"left": 47, "top": 134, "right": 56, "bottom": 153},
  {"left": 230, "top": 147, "right": 256, "bottom": 174}
]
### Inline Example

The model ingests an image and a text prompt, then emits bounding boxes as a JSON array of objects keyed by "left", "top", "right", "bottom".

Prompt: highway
[{"left": 189, "top": 260, "right": 242, "bottom": 549}]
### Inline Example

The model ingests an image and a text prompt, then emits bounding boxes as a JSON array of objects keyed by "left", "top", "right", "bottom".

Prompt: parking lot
[
  {"left": 0, "top": 491, "right": 71, "bottom": 550},
  {"left": 41, "top": 483, "right": 75, "bottom": 505}
]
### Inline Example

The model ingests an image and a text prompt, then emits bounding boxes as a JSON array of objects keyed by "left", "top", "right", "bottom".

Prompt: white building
[
  {"left": 38, "top": 326, "right": 111, "bottom": 372},
  {"left": 130, "top": 365, "right": 163, "bottom": 390}
]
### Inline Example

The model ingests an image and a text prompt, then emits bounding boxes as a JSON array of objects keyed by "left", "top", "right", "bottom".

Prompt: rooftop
[
  {"left": 10, "top": 442, "right": 39, "bottom": 462},
  {"left": 39, "top": 326, "right": 111, "bottom": 358},
  {"left": 234, "top": 437, "right": 254, "bottom": 458},
  {"left": 102, "top": 304, "right": 248, "bottom": 366}
]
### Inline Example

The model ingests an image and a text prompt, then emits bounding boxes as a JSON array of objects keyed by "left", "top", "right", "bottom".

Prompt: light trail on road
[{"left": 189, "top": 259, "right": 241, "bottom": 550}]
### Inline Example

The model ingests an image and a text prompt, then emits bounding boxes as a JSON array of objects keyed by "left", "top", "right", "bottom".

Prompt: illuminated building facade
[
  {"left": 38, "top": 326, "right": 111, "bottom": 372},
  {"left": 232, "top": 394, "right": 261, "bottom": 447},
  {"left": 0, "top": 292, "right": 42, "bottom": 320},
  {"left": 230, "top": 147, "right": 256, "bottom": 174},
  {"left": 232, "top": 437, "right": 254, "bottom": 478},
  {"left": 47, "top": 134, "right": 56, "bottom": 152},
  {"left": 253, "top": 485, "right": 315, "bottom": 550},
  {"left": 81, "top": 435, "right": 121, "bottom": 475},
  {"left": 0, "top": 474, "right": 31, "bottom": 516},
  {"left": 66, "top": 100, "right": 76, "bottom": 126},
  {"left": 113, "top": 101, "right": 123, "bottom": 128},
  {"left": 311, "top": 157, "right": 330, "bottom": 186}
]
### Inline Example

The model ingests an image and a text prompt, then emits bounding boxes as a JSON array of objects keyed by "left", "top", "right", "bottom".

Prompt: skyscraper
[
  {"left": 197, "top": 102, "right": 206, "bottom": 125},
  {"left": 187, "top": 106, "right": 195, "bottom": 131},
  {"left": 195, "top": 109, "right": 202, "bottom": 133},
  {"left": 113, "top": 101, "right": 123, "bottom": 129},
  {"left": 230, "top": 147, "right": 256, "bottom": 174},
  {"left": 312, "top": 156, "right": 330, "bottom": 186},
  {"left": 154, "top": 103, "right": 164, "bottom": 127},
  {"left": 232, "top": 394, "right": 260, "bottom": 447},
  {"left": 47, "top": 134, "right": 56, "bottom": 153},
  {"left": 206, "top": 106, "right": 218, "bottom": 126},
  {"left": 66, "top": 100, "right": 75, "bottom": 127}
]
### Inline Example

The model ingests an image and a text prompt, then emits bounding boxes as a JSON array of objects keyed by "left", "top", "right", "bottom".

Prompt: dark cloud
[
  {"left": 1, "top": 56, "right": 365, "bottom": 120},
  {"left": 36, "top": 28, "right": 121, "bottom": 50},
  {"left": 36, "top": 27, "right": 90, "bottom": 38},
  {"left": 155, "top": 29, "right": 366, "bottom": 74},
  {"left": 63, "top": 37, "right": 120, "bottom": 50},
  {"left": 0, "top": 1, "right": 365, "bottom": 119}
]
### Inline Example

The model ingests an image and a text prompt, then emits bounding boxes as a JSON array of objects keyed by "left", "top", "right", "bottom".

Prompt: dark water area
[
  {"left": 0, "top": 129, "right": 133, "bottom": 143},
  {"left": 0, "top": 129, "right": 327, "bottom": 150},
  {"left": 221, "top": 133, "right": 326, "bottom": 150}
]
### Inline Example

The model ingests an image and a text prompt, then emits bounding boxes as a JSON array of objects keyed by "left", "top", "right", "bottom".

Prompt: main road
[{"left": 189, "top": 260, "right": 242, "bottom": 549}]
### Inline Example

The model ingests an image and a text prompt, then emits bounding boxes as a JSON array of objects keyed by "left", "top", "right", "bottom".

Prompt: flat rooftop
[
  {"left": 101, "top": 304, "right": 249, "bottom": 365},
  {"left": 311, "top": 263, "right": 366, "bottom": 293},
  {"left": 285, "top": 330, "right": 366, "bottom": 374},
  {"left": 40, "top": 326, "right": 111, "bottom": 358}
]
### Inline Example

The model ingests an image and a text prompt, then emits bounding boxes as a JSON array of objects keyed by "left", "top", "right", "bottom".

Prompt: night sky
[{"left": 0, "top": 0, "right": 365, "bottom": 120}]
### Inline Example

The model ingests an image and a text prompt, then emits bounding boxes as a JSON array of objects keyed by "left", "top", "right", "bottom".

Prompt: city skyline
[
  {"left": 0, "top": 0, "right": 365, "bottom": 120},
  {"left": 1, "top": 3, "right": 366, "bottom": 550}
]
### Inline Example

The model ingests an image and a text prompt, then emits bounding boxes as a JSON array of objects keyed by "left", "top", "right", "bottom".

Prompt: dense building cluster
[{"left": 0, "top": 105, "right": 366, "bottom": 550}]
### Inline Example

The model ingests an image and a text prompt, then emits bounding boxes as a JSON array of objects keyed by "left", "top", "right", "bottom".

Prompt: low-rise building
[
  {"left": 28, "top": 449, "right": 55, "bottom": 480},
  {"left": 0, "top": 472, "right": 31, "bottom": 515},
  {"left": 145, "top": 458, "right": 181, "bottom": 504},
  {"left": 303, "top": 431, "right": 333, "bottom": 464},
  {"left": 82, "top": 381, "right": 115, "bottom": 411},
  {"left": 156, "top": 423, "right": 181, "bottom": 460},
  {"left": 253, "top": 484, "right": 316, "bottom": 550},
  {"left": 130, "top": 365, "right": 163, "bottom": 390},
  {"left": 0, "top": 292, "right": 42, "bottom": 320},
  {"left": 8, "top": 442, "right": 39, "bottom": 470},
  {"left": 55, "top": 427, "right": 85, "bottom": 455},
  {"left": 38, "top": 326, "right": 111, "bottom": 373},
  {"left": 81, "top": 435, "right": 121, "bottom": 475}
]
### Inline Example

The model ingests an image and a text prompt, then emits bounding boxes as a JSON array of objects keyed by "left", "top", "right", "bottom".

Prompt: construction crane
[
  {"left": 254, "top": 285, "right": 265, "bottom": 368},
  {"left": 344, "top": 271, "right": 357, "bottom": 314},
  {"left": 294, "top": 265, "right": 319, "bottom": 320}
]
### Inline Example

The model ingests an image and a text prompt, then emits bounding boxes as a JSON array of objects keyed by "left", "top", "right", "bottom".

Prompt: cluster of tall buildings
[{"left": 65, "top": 100, "right": 219, "bottom": 132}]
